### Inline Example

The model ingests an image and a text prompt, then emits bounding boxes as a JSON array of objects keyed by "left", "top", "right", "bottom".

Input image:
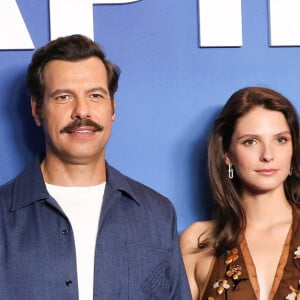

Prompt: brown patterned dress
[{"left": 201, "top": 208, "right": 300, "bottom": 300}]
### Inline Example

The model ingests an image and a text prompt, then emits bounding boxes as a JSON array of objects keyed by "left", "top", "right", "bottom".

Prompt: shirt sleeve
[{"left": 168, "top": 207, "right": 193, "bottom": 300}]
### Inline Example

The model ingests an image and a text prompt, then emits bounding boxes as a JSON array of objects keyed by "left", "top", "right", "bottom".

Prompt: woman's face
[{"left": 225, "top": 106, "right": 293, "bottom": 195}]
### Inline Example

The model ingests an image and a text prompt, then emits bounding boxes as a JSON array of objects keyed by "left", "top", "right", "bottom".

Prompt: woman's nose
[{"left": 260, "top": 144, "right": 274, "bottom": 162}]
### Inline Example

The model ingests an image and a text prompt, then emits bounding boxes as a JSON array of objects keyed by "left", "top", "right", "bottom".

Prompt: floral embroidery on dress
[
  {"left": 212, "top": 248, "right": 248, "bottom": 297},
  {"left": 213, "top": 279, "right": 230, "bottom": 295},
  {"left": 285, "top": 247, "right": 300, "bottom": 300},
  {"left": 285, "top": 280, "right": 300, "bottom": 300},
  {"left": 294, "top": 246, "right": 300, "bottom": 260},
  {"left": 226, "top": 264, "right": 242, "bottom": 280}
]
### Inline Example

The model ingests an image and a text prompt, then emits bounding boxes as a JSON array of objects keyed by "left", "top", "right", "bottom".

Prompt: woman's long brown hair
[{"left": 200, "top": 87, "right": 300, "bottom": 256}]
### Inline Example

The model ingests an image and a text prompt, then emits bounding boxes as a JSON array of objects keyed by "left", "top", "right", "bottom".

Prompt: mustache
[{"left": 59, "top": 119, "right": 104, "bottom": 133}]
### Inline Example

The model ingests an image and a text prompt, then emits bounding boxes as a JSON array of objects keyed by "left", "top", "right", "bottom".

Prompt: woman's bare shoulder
[
  {"left": 180, "top": 220, "right": 213, "bottom": 254},
  {"left": 180, "top": 221, "right": 214, "bottom": 299}
]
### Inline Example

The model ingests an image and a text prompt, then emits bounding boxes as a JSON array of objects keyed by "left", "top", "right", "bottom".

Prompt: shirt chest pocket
[
  {"left": 126, "top": 243, "right": 172, "bottom": 299},
  {"left": 140, "top": 254, "right": 171, "bottom": 299}
]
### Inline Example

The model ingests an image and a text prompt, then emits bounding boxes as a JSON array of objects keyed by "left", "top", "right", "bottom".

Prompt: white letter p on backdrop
[{"left": 50, "top": 0, "right": 140, "bottom": 41}]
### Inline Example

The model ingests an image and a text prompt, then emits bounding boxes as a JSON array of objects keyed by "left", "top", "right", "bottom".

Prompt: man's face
[{"left": 31, "top": 56, "right": 115, "bottom": 165}]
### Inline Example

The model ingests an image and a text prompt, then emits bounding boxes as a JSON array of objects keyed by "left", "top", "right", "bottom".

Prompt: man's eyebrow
[
  {"left": 88, "top": 87, "right": 109, "bottom": 94},
  {"left": 49, "top": 89, "right": 72, "bottom": 97},
  {"left": 49, "top": 87, "right": 109, "bottom": 97}
]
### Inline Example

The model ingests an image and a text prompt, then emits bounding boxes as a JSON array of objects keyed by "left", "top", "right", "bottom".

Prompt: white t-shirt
[{"left": 46, "top": 183, "right": 105, "bottom": 300}]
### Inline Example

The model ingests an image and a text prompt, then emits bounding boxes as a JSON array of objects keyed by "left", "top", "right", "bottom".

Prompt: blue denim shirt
[{"left": 0, "top": 158, "right": 192, "bottom": 299}]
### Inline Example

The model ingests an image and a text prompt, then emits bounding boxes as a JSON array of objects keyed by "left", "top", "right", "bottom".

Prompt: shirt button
[
  {"left": 65, "top": 280, "right": 72, "bottom": 286},
  {"left": 62, "top": 229, "right": 69, "bottom": 235}
]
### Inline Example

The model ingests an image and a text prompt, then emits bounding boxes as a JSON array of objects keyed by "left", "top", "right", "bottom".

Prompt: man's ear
[
  {"left": 31, "top": 97, "right": 42, "bottom": 126},
  {"left": 112, "top": 101, "right": 116, "bottom": 121}
]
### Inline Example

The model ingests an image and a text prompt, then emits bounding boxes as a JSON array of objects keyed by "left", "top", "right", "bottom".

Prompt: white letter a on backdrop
[{"left": 0, "top": 0, "right": 34, "bottom": 49}]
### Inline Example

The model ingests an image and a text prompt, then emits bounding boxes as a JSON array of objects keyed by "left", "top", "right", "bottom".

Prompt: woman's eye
[
  {"left": 277, "top": 137, "right": 287, "bottom": 143},
  {"left": 243, "top": 139, "right": 256, "bottom": 146}
]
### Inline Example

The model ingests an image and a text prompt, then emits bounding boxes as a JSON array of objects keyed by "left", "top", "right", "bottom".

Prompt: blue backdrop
[{"left": 1, "top": 0, "right": 300, "bottom": 232}]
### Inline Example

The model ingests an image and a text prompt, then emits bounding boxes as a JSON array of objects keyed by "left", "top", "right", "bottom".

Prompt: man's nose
[{"left": 71, "top": 98, "right": 91, "bottom": 120}]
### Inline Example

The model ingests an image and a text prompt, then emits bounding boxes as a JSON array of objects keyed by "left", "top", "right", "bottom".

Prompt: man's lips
[
  {"left": 70, "top": 126, "right": 98, "bottom": 134},
  {"left": 60, "top": 119, "right": 104, "bottom": 134}
]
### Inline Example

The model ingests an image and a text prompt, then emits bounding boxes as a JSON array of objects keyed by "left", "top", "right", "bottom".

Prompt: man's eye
[
  {"left": 54, "top": 95, "right": 71, "bottom": 103},
  {"left": 90, "top": 93, "right": 104, "bottom": 101}
]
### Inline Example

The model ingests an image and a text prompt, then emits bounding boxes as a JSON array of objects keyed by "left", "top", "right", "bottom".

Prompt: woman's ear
[{"left": 225, "top": 153, "right": 232, "bottom": 166}]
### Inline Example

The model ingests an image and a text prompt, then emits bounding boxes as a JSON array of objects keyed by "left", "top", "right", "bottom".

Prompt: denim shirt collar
[{"left": 10, "top": 157, "right": 139, "bottom": 211}]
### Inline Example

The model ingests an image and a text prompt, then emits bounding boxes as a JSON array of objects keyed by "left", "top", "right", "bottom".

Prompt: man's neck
[{"left": 41, "top": 156, "right": 106, "bottom": 187}]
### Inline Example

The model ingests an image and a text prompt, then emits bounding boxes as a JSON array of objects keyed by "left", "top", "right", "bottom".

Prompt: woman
[{"left": 180, "top": 87, "right": 300, "bottom": 300}]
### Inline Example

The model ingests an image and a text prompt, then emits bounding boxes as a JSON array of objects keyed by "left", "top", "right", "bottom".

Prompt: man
[{"left": 0, "top": 35, "right": 191, "bottom": 299}]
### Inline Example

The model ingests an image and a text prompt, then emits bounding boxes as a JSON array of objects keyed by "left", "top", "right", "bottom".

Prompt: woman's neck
[{"left": 242, "top": 190, "right": 292, "bottom": 226}]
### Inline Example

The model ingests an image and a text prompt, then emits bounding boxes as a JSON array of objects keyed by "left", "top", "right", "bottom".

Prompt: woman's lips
[{"left": 255, "top": 169, "right": 278, "bottom": 175}]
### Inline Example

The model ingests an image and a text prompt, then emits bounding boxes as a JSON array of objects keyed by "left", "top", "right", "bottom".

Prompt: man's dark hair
[{"left": 26, "top": 34, "right": 120, "bottom": 114}]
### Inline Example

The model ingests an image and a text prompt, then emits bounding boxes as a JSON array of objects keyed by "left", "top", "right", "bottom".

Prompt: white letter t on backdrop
[{"left": 198, "top": 0, "right": 243, "bottom": 47}]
